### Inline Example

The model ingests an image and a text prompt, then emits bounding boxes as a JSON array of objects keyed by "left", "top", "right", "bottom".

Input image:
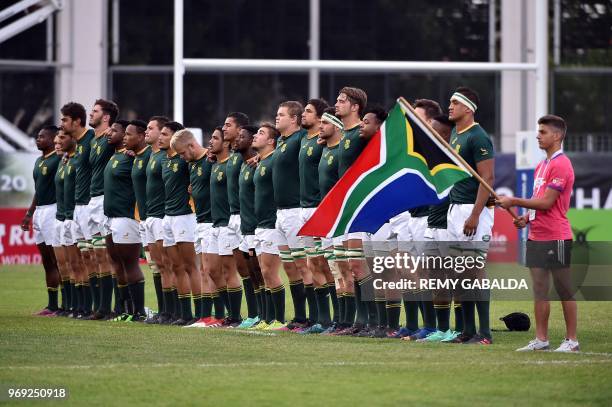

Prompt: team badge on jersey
[
  {"left": 217, "top": 171, "right": 223, "bottom": 181},
  {"left": 233, "top": 155, "right": 238, "bottom": 164},
  {"left": 307, "top": 146, "right": 313, "bottom": 156},
  {"left": 344, "top": 139, "right": 351, "bottom": 150},
  {"left": 96, "top": 145, "right": 101, "bottom": 155},
  {"left": 138, "top": 159, "right": 143, "bottom": 169},
  {"left": 244, "top": 170, "right": 250, "bottom": 180},
  {"left": 79, "top": 145, "right": 83, "bottom": 154},
  {"left": 172, "top": 163, "right": 178, "bottom": 172},
  {"left": 197, "top": 167, "right": 202, "bottom": 177},
  {"left": 42, "top": 166, "right": 47, "bottom": 175},
  {"left": 112, "top": 160, "right": 118, "bottom": 168},
  {"left": 60, "top": 168, "right": 65, "bottom": 179},
  {"left": 151, "top": 160, "right": 156, "bottom": 169},
  {"left": 327, "top": 155, "right": 334, "bottom": 165},
  {"left": 260, "top": 166, "right": 266, "bottom": 176},
  {"left": 281, "top": 143, "right": 287, "bottom": 152}
]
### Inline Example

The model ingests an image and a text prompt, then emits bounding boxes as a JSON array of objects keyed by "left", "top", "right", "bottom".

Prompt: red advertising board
[{"left": 0, "top": 208, "right": 41, "bottom": 265}]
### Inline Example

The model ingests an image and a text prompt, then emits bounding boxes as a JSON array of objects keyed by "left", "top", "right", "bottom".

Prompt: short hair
[
  {"left": 60, "top": 102, "right": 86, "bottom": 126},
  {"left": 363, "top": 104, "right": 388, "bottom": 123},
  {"left": 170, "top": 129, "right": 195, "bottom": 150},
  {"left": 41, "top": 125, "right": 59, "bottom": 134},
  {"left": 227, "top": 112, "right": 249, "bottom": 128},
  {"left": 115, "top": 119, "right": 130, "bottom": 129},
  {"left": 128, "top": 120, "right": 147, "bottom": 133},
  {"left": 163, "top": 121, "right": 184, "bottom": 133},
  {"left": 279, "top": 101, "right": 304, "bottom": 124},
  {"left": 339, "top": 86, "right": 368, "bottom": 116},
  {"left": 149, "top": 115, "right": 170, "bottom": 130},
  {"left": 94, "top": 98, "right": 119, "bottom": 124},
  {"left": 454, "top": 87, "right": 480, "bottom": 109},
  {"left": 414, "top": 99, "right": 443, "bottom": 120},
  {"left": 323, "top": 106, "right": 337, "bottom": 116},
  {"left": 260, "top": 122, "right": 280, "bottom": 145},
  {"left": 211, "top": 126, "right": 224, "bottom": 141},
  {"left": 307, "top": 98, "right": 329, "bottom": 117},
  {"left": 432, "top": 114, "right": 454, "bottom": 129},
  {"left": 241, "top": 125, "right": 259, "bottom": 137},
  {"left": 538, "top": 114, "right": 567, "bottom": 138}
]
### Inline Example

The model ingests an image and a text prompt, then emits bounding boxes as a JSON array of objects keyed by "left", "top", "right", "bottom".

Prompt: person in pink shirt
[{"left": 497, "top": 115, "right": 579, "bottom": 352}]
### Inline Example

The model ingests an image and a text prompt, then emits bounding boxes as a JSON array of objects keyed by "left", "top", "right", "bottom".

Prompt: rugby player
[
  {"left": 171, "top": 129, "right": 222, "bottom": 328},
  {"left": 252, "top": 123, "right": 285, "bottom": 330},
  {"left": 446, "top": 87, "right": 495, "bottom": 345},
  {"left": 103, "top": 119, "right": 146, "bottom": 321},
  {"left": 23, "top": 125, "right": 62, "bottom": 315},
  {"left": 223, "top": 113, "right": 259, "bottom": 326},
  {"left": 207, "top": 126, "right": 243, "bottom": 327},
  {"left": 273, "top": 101, "right": 312, "bottom": 330},
  {"left": 497, "top": 115, "right": 579, "bottom": 352},
  {"left": 60, "top": 102, "right": 95, "bottom": 317},
  {"left": 87, "top": 99, "right": 119, "bottom": 314},
  {"left": 159, "top": 121, "right": 201, "bottom": 325}
]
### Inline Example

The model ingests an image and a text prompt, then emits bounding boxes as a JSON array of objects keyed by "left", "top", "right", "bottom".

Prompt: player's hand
[
  {"left": 463, "top": 213, "right": 479, "bottom": 237},
  {"left": 187, "top": 184, "right": 192, "bottom": 195},
  {"left": 486, "top": 195, "right": 496, "bottom": 207},
  {"left": 495, "top": 195, "right": 514, "bottom": 209},
  {"left": 124, "top": 149, "right": 135, "bottom": 157},
  {"left": 246, "top": 154, "right": 260, "bottom": 168},
  {"left": 513, "top": 215, "right": 528, "bottom": 229},
  {"left": 316, "top": 137, "right": 326, "bottom": 145},
  {"left": 21, "top": 214, "right": 32, "bottom": 231}
]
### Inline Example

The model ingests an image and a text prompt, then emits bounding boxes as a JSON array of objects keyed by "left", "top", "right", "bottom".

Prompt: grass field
[{"left": 1, "top": 265, "right": 611, "bottom": 406}]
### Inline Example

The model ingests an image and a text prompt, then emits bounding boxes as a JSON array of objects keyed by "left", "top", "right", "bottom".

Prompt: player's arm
[
  {"left": 496, "top": 187, "right": 560, "bottom": 211},
  {"left": 21, "top": 196, "right": 37, "bottom": 231},
  {"left": 464, "top": 158, "right": 494, "bottom": 236}
]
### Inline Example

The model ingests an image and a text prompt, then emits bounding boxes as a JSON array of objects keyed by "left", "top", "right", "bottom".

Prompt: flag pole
[{"left": 398, "top": 97, "right": 518, "bottom": 220}]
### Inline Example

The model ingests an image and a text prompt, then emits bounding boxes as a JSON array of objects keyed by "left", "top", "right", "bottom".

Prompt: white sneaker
[
  {"left": 554, "top": 338, "right": 580, "bottom": 352},
  {"left": 516, "top": 338, "right": 550, "bottom": 351}
]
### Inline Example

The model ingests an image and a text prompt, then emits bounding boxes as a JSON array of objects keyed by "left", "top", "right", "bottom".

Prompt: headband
[
  {"left": 451, "top": 92, "right": 477, "bottom": 112},
  {"left": 322, "top": 113, "right": 344, "bottom": 130}
]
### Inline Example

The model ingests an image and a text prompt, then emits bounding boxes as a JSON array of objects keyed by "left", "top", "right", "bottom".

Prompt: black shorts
[{"left": 526, "top": 240, "right": 572, "bottom": 269}]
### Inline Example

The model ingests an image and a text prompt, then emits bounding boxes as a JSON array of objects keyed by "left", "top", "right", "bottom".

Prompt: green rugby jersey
[
  {"left": 189, "top": 153, "right": 213, "bottom": 224},
  {"left": 63, "top": 153, "right": 77, "bottom": 220},
  {"left": 33, "top": 151, "right": 61, "bottom": 206},
  {"left": 253, "top": 151, "right": 277, "bottom": 229},
  {"left": 104, "top": 149, "right": 136, "bottom": 219},
  {"left": 226, "top": 151, "right": 243, "bottom": 214},
  {"left": 449, "top": 123, "right": 494, "bottom": 204},
  {"left": 74, "top": 128, "right": 95, "bottom": 205},
  {"left": 161, "top": 153, "right": 192, "bottom": 216},
  {"left": 299, "top": 133, "right": 323, "bottom": 208},
  {"left": 318, "top": 142, "right": 340, "bottom": 197},
  {"left": 131, "top": 146, "right": 151, "bottom": 221},
  {"left": 338, "top": 124, "right": 368, "bottom": 177},
  {"left": 427, "top": 200, "right": 450, "bottom": 230},
  {"left": 409, "top": 205, "right": 430, "bottom": 218},
  {"left": 146, "top": 150, "right": 166, "bottom": 218},
  {"left": 54, "top": 158, "right": 69, "bottom": 221},
  {"left": 238, "top": 161, "right": 257, "bottom": 235},
  {"left": 210, "top": 157, "right": 230, "bottom": 227},
  {"left": 89, "top": 133, "right": 115, "bottom": 197},
  {"left": 272, "top": 128, "right": 306, "bottom": 209}
]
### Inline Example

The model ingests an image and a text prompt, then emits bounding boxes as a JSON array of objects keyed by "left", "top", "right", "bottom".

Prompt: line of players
[{"left": 26, "top": 85, "right": 496, "bottom": 343}]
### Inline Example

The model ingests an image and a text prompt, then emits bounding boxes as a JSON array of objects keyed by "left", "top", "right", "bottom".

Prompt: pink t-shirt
[{"left": 528, "top": 151, "right": 574, "bottom": 241}]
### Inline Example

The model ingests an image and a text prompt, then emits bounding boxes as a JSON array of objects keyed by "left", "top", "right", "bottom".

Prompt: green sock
[
  {"left": 265, "top": 289, "right": 274, "bottom": 323},
  {"left": 47, "top": 287, "right": 59, "bottom": 310},
  {"left": 403, "top": 295, "right": 419, "bottom": 332},
  {"left": 344, "top": 293, "right": 356, "bottom": 326},
  {"left": 375, "top": 299, "right": 387, "bottom": 328},
  {"left": 213, "top": 292, "right": 225, "bottom": 319},
  {"left": 476, "top": 291, "right": 491, "bottom": 339},
  {"left": 435, "top": 303, "right": 451, "bottom": 332},
  {"left": 314, "top": 287, "right": 331, "bottom": 327},
  {"left": 202, "top": 294, "right": 213, "bottom": 319},
  {"left": 304, "top": 283, "right": 317, "bottom": 322},
  {"left": 270, "top": 285, "right": 285, "bottom": 323},
  {"left": 242, "top": 278, "right": 257, "bottom": 319},
  {"left": 82, "top": 283, "right": 92, "bottom": 313},
  {"left": 162, "top": 288, "right": 174, "bottom": 316},
  {"left": 461, "top": 301, "right": 476, "bottom": 336},
  {"left": 128, "top": 281, "right": 145, "bottom": 315},
  {"left": 88, "top": 275, "right": 99, "bottom": 311},
  {"left": 454, "top": 303, "right": 464, "bottom": 332},
  {"left": 179, "top": 294, "right": 193, "bottom": 320},
  {"left": 228, "top": 287, "right": 243, "bottom": 320},
  {"left": 152, "top": 273, "right": 163, "bottom": 313},
  {"left": 193, "top": 294, "right": 204, "bottom": 319},
  {"left": 289, "top": 279, "right": 306, "bottom": 322},
  {"left": 327, "top": 283, "right": 339, "bottom": 323},
  {"left": 386, "top": 301, "right": 401, "bottom": 330}
]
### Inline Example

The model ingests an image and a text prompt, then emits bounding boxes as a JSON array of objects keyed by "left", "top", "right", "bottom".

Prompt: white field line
[{"left": 2, "top": 358, "right": 612, "bottom": 371}]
